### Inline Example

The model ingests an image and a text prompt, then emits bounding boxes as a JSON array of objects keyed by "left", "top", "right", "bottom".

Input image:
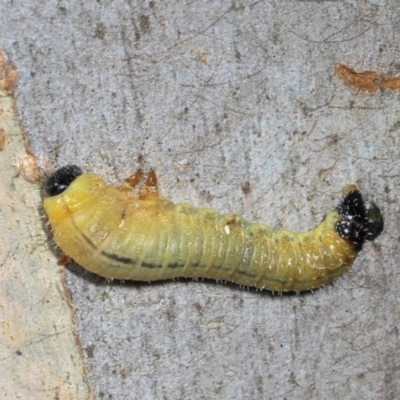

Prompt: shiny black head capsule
[{"left": 45, "top": 165, "right": 83, "bottom": 197}]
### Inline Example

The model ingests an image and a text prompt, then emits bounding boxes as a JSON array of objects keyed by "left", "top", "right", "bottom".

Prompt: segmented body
[{"left": 43, "top": 166, "right": 383, "bottom": 292}]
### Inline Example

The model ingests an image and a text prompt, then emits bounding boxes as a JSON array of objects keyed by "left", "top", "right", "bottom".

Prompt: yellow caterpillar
[{"left": 43, "top": 166, "right": 383, "bottom": 292}]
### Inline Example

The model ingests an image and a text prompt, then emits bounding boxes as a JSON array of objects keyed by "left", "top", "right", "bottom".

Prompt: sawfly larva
[{"left": 43, "top": 166, "right": 383, "bottom": 292}]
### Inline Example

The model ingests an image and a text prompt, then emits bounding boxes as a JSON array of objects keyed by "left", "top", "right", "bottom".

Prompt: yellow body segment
[{"left": 43, "top": 172, "right": 360, "bottom": 292}]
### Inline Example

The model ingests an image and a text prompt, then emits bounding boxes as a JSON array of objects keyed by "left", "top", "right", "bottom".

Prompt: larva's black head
[
  {"left": 45, "top": 165, "right": 83, "bottom": 197},
  {"left": 336, "top": 188, "right": 384, "bottom": 249}
]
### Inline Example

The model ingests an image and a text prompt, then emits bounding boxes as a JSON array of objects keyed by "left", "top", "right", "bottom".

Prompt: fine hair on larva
[{"left": 43, "top": 166, "right": 384, "bottom": 292}]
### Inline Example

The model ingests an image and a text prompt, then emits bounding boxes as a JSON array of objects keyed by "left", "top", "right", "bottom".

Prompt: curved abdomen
[{"left": 70, "top": 199, "right": 358, "bottom": 292}]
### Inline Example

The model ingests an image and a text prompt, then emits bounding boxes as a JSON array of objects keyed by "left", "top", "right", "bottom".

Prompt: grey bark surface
[{"left": 1, "top": 1, "right": 399, "bottom": 399}]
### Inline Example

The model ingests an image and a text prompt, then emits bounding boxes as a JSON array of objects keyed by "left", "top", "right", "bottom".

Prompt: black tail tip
[
  {"left": 335, "top": 188, "right": 383, "bottom": 248},
  {"left": 364, "top": 202, "right": 384, "bottom": 240}
]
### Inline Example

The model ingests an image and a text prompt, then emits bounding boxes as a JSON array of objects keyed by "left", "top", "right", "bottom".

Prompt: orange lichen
[
  {"left": 334, "top": 63, "right": 400, "bottom": 93},
  {"left": 0, "top": 52, "right": 17, "bottom": 95},
  {"left": 0, "top": 128, "right": 5, "bottom": 151}
]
